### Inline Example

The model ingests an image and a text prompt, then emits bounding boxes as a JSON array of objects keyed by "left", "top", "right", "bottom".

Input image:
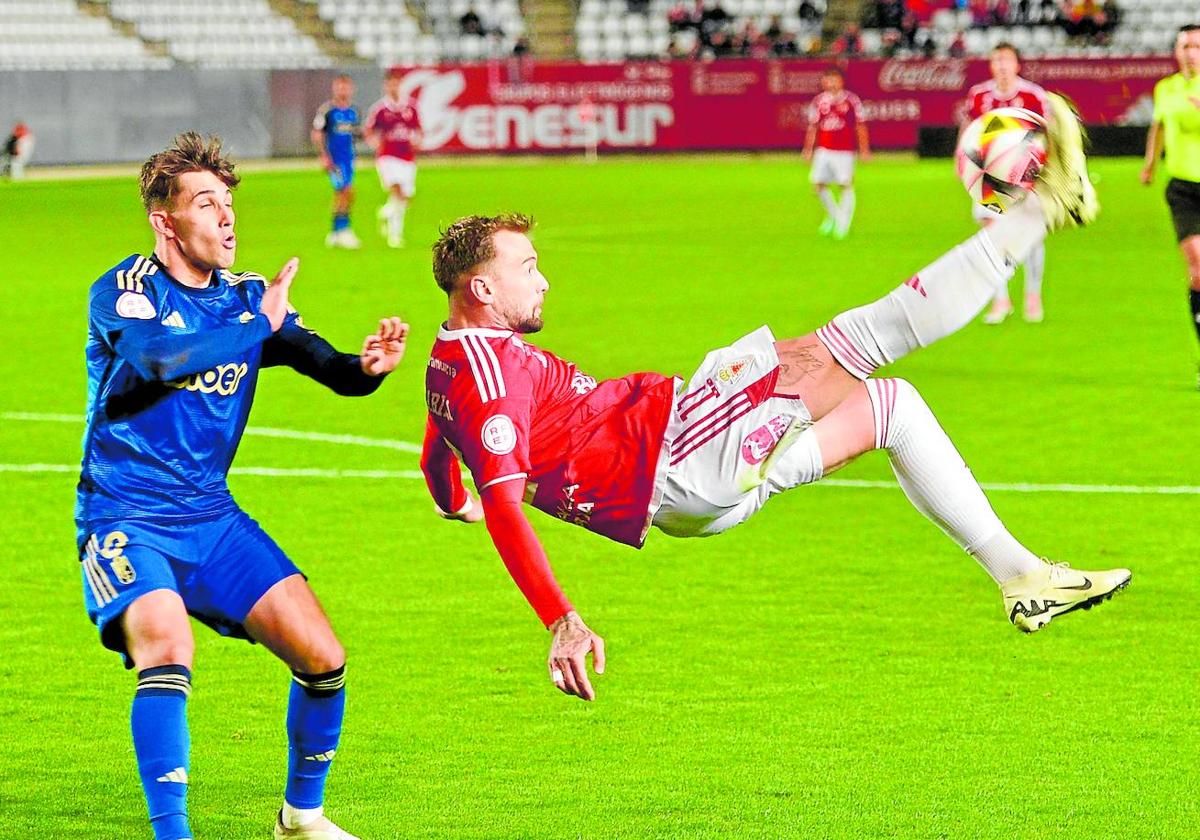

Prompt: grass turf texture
[{"left": 0, "top": 155, "right": 1196, "bottom": 839}]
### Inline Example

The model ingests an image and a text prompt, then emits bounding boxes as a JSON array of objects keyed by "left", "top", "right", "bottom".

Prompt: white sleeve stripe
[
  {"left": 460, "top": 335, "right": 498, "bottom": 402},
  {"left": 475, "top": 335, "right": 507, "bottom": 398},
  {"left": 480, "top": 472, "right": 527, "bottom": 490}
]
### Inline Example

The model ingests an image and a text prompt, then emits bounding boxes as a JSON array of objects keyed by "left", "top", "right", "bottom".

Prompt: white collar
[{"left": 437, "top": 323, "right": 516, "bottom": 341}]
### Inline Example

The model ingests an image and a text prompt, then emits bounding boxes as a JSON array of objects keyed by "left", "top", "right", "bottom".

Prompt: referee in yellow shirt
[{"left": 1143, "top": 24, "right": 1200, "bottom": 388}]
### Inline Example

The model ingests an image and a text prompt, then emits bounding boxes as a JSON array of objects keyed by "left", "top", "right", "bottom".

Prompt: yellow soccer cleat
[
  {"left": 1033, "top": 93, "right": 1100, "bottom": 230},
  {"left": 274, "top": 812, "right": 360, "bottom": 840},
  {"left": 1002, "top": 560, "right": 1131, "bottom": 633}
]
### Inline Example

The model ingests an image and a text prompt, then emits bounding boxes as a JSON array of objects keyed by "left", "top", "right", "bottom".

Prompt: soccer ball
[{"left": 955, "top": 107, "right": 1049, "bottom": 213}]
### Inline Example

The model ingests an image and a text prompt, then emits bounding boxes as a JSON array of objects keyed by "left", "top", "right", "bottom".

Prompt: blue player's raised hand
[
  {"left": 260, "top": 257, "right": 299, "bottom": 331},
  {"left": 360, "top": 316, "right": 408, "bottom": 375}
]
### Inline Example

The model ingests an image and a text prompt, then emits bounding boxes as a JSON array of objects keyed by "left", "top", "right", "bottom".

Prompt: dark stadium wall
[{"left": 0, "top": 70, "right": 274, "bottom": 165}]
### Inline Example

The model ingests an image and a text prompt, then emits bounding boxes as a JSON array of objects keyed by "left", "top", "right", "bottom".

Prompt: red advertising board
[{"left": 390, "top": 57, "right": 1171, "bottom": 152}]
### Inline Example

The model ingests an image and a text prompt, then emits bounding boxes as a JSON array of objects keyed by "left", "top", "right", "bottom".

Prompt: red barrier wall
[{"left": 389, "top": 57, "right": 1171, "bottom": 152}]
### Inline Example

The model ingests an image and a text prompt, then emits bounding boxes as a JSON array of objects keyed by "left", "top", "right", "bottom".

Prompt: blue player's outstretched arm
[
  {"left": 264, "top": 314, "right": 407, "bottom": 394},
  {"left": 113, "top": 316, "right": 273, "bottom": 382}
]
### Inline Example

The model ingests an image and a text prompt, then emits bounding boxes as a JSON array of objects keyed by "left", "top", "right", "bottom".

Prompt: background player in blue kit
[
  {"left": 311, "top": 75, "right": 361, "bottom": 249},
  {"left": 77, "top": 133, "right": 407, "bottom": 840}
]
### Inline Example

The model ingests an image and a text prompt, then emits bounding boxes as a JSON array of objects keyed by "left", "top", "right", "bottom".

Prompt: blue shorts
[
  {"left": 328, "top": 159, "right": 354, "bottom": 192},
  {"left": 78, "top": 509, "right": 302, "bottom": 667}
]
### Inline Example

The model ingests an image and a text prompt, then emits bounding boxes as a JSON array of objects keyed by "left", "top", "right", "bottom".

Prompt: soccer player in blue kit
[
  {"left": 311, "top": 75, "right": 361, "bottom": 249},
  {"left": 76, "top": 133, "right": 406, "bottom": 840}
]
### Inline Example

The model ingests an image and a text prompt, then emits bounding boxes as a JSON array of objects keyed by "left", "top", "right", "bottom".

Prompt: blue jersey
[
  {"left": 313, "top": 102, "right": 358, "bottom": 163},
  {"left": 77, "top": 254, "right": 382, "bottom": 537}
]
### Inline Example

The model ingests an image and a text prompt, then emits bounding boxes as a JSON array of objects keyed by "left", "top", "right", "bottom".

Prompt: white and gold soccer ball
[{"left": 955, "top": 107, "right": 1049, "bottom": 213}]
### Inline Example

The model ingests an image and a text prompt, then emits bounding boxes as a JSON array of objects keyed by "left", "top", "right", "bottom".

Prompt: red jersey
[
  {"left": 422, "top": 326, "right": 677, "bottom": 548},
  {"left": 964, "top": 78, "right": 1048, "bottom": 122},
  {"left": 807, "top": 91, "right": 866, "bottom": 152},
  {"left": 365, "top": 97, "right": 421, "bottom": 161}
]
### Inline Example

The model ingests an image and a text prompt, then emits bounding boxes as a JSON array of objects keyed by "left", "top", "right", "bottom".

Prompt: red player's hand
[
  {"left": 435, "top": 490, "right": 484, "bottom": 523},
  {"left": 548, "top": 612, "right": 606, "bottom": 702}
]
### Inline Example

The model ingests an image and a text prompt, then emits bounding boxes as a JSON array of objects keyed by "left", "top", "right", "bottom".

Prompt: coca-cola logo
[{"left": 878, "top": 60, "right": 968, "bottom": 92}]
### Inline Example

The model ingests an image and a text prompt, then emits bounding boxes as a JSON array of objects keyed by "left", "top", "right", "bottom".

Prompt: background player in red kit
[
  {"left": 962, "top": 43, "right": 1051, "bottom": 324},
  {"left": 803, "top": 68, "right": 870, "bottom": 240},
  {"left": 364, "top": 70, "right": 423, "bottom": 248},
  {"left": 422, "top": 127, "right": 1127, "bottom": 702}
]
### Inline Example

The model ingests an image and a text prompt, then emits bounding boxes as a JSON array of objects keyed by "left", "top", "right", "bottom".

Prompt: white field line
[
  {"left": 3, "top": 412, "right": 1197, "bottom": 494},
  {"left": 1, "top": 412, "right": 421, "bottom": 453}
]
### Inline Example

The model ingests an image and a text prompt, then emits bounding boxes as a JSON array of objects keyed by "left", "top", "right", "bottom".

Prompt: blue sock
[
  {"left": 285, "top": 665, "right": 346, "bottom": 809},
  {"left": 131, "top": 665, "right": 192, "bottom": 840},
  {"left": 333, "top": 213, "right": 350, "bottom": 232}
]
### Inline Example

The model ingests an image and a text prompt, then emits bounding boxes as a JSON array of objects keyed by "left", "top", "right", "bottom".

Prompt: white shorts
[
  {"left": 652, "top": 326, "right": 814, "bottom": 539},
  {"left": 809, "top": 148, "right": 856, "bottom": 186},
  {"left": 376, "top": 156, "right": 417, "bottom": 196}
]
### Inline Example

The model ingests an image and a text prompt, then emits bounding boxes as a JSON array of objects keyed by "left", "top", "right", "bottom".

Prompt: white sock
[
  {"left": 816, "top": 230, "right": 1014, "bottom": 378},
  {"left": 991, "top": 284, "right": 1012, "bottom": 308},
  {"left": 838, "top": 187, "right": 856, "bottom": 231},
  {"left": 866, "top": 378, "right": 1041, "bottom": 584},
  {"left": 817, "top": 187, "right": 838, "bottom": 219},
  {"left": 281, "top": 802, "right": 323, "bottom": 829},
  {"left": 1023, "top": 240, "right": 1045, "bottom": 296},
  {"left": 983, "top": 193, "right": 1048, "bottom": 265},
  {"left": 388, "top": 199, "right": 406, "bottom": 239}
]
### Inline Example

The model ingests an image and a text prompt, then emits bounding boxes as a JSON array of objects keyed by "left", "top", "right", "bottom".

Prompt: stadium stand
[
  {"left": 0, "top": 0, "right": 170, "bottom": 70},
  {"left": 103, "top": 0, "right": 332, "bottom": 68},
  {"left": 302, "top": 0, "right": 526, "bottom": 64},
  {"left": 575, "top": 0, "right": 827, "bottom": 61},
  {"left": 860, "top": 0, "right": 1181, "bottom": 59}
]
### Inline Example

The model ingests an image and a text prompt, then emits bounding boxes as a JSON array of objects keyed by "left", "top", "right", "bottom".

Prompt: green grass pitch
[{"left": 0, "top": 154, "right": 1196, "bottom": 838}]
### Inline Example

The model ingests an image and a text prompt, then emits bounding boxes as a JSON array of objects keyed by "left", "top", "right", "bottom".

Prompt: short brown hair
[
  {"left": 432, "top": 213, "right": 534, "bottom": 294},
  {"left": 139, "top": 132, "right": 240, "bottom": 212},
  {"left": 991, "top": 42, "right": 1020, "bottom": 60}
]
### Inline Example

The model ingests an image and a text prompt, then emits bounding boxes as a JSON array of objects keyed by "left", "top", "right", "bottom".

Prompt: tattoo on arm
[{"left": 776, "top": 344, "right": 827, "bottom": 389}]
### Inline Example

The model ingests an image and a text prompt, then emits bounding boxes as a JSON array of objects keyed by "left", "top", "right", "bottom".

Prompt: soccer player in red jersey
[
  {"left": 803, "top": 68, "right": 870, "bottom": 240},
  {"left": 962, "top": 43, "right": 1051, "bottom": 324},
  {"left": 364, "top": 70, "right": 423, "bottom": 248},
  {"left": 422, "top": 110, "right": 1125, "bottom": 702}
]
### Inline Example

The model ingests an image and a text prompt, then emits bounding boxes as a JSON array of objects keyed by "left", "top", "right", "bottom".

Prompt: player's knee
[
  {"left": 298, "top": 637, "right": 345, "bottom": 676},
  {"left": 131, "top": 636, "right": 195, "bottom": 671}
]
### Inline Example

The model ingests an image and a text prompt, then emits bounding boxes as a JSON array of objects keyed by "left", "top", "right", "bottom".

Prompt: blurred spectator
[
  {"left": 707, "top": 29, "right": 736, "bottom": 56},
  {"left": 880, "top": 28, "right": 902, "bottom": 56},
  {"left": 459, "top": 7, "right": 483, "bottom": 35},
  {"left": 1060, "top": 0, "right": 1104, "bottom": 40},
  {"left": 627, "top": 0, "right": 650, "bottom": 13},
  {"left": 870, "top": 0, "right": 903, "bottom": 29},
  {"left": 831, "top": 22, "right": 862, "bottom": 56},
  {"left": 899, "top": 10, "right": 919, "bottom": 47},
  {"left": 920, "top": 30, "right": 938, "bottom": 56},
  {"left": 948, "top": 29, "right": 967, "bottom": 56},
  {"left": 993, "top": 0, "right": 1012, "bottom": 24},
  {"left": 667, "top": 1, "right": 693, "bottom": 31},
  {"left": 1099, "top": 0, "right": 1121, "bottom": 38},
  {"left": 798, "top": 0, "right": 821, "bottom": 21},
  {"left": 699, "top": 0, "right": 731, "bottom": 44},
  {"left": 765, "top": 15, "right": 800, "bottom": 54},
  {"left": 512, "top": 36, "right": 530, "bottom": 55},
  {"left": 2, "top": 123, "right": 33, "bottom": 180},
  {"left": 969, "top": 0, "right": 991, "bottom": 27}
]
